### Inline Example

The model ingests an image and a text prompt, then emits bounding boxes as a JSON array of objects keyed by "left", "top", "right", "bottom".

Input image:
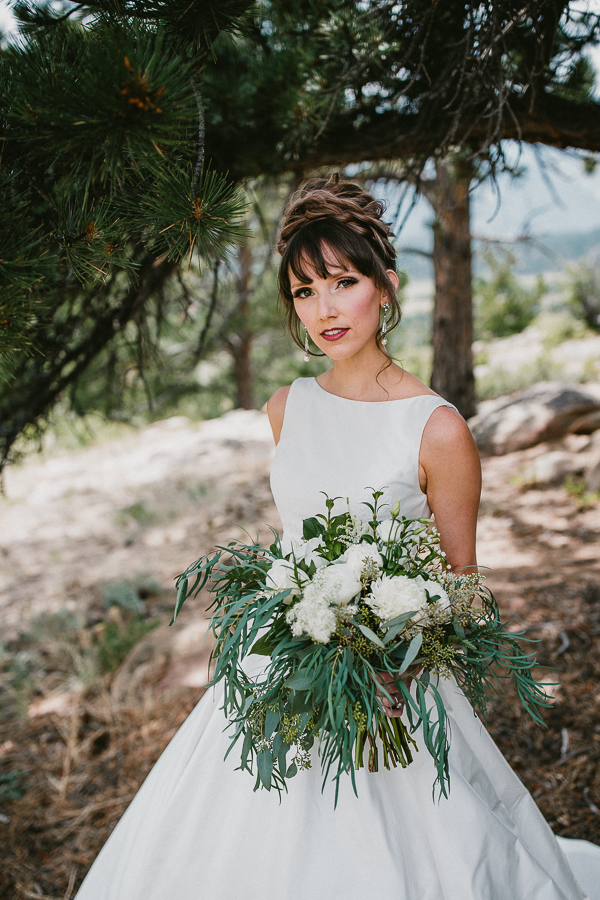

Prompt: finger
[{"left": 384, "top": 700, "right": 404, "bottom": 718}]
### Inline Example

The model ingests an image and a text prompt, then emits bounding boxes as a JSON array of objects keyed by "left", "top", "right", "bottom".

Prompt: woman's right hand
[
  {"left": 376, "top": 666, "right": 422, "bottom": 718},
  {"left": 375, "top": 671, "right": 410, "bottom": 718}
]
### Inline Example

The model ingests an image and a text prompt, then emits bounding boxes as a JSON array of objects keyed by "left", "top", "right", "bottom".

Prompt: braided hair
[{"left": 277, "top": 174, "right": 401, "bottom": 356}]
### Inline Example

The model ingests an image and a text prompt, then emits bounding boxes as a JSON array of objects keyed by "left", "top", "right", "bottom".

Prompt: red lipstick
[{"left": 320, "top": 328, "right": 349, "bottom": 342}]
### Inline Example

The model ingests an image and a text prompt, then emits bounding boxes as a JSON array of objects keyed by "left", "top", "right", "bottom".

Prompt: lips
[{"left": 320, "top": 328, "right": 349, "bottom": 342}]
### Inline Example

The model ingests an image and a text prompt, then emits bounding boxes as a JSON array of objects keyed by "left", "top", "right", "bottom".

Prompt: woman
[{"left": 76, "top": 176, "right": 599, "bottom": 899}]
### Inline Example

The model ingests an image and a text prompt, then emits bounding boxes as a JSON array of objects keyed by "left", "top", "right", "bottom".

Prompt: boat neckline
[{"left": 310, "top": 377, "right": 442, "bottom": 404}]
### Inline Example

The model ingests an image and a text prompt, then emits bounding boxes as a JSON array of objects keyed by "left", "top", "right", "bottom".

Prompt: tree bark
[
  {"left": 224, "top": 241, "right": 254, "bottom": 410},
  {"left": 422, "top": 159, "right": 476, "bottom": 420}
]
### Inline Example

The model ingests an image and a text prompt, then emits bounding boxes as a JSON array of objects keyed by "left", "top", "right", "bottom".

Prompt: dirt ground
[{"left": 0, "top": 412, "right": 599, "bottom": 899}]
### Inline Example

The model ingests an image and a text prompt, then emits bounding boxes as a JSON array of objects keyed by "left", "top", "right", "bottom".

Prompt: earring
[
  {"left": 381, "top": 302, "right": 390, "bottom": 346},
  {"left": 304, "top": 328, "right": 310, "bottom": 362}
]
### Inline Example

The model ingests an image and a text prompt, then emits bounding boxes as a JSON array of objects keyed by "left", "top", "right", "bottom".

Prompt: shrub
[
  {"left": 95, "top": 615, "right": 159, "bottom": 673},
  {"left": 475, "top": 250, "right": 545, "bottom": 340}
]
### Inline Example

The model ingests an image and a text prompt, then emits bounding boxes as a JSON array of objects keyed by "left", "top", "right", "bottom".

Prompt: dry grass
[
  {"left": 1, "top": 418, "right": 599, "bottom": 897},
  {"left": 0, "top": 683, "right": 201, "bottom": 899},
  {"left": 487, "top": 576, "right": 600, "bottom": 842},
  {"left": 1, "top": 574, "right": 599, "bottom": 898}
]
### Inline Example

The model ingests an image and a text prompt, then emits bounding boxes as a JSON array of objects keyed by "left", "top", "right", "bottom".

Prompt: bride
[{"left": 75, "top": 176, "right": 600, "bottom": 899}]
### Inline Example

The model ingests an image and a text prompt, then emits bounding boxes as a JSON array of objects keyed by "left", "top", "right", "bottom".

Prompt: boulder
[
  {"left": 569, "top": 408, "right": 600, "bottom": 435},
  {"left": 527, "top": 451, "right": 584, "bottom": 485},
  {"left": 584, "top": 431, "right": 600, "bottom": 493},
  {"left": 469, "top": 382, "right": 600, "bottom": 455},
  {"left": 586, "top": 460, "right": 600, "bottom": 493}
]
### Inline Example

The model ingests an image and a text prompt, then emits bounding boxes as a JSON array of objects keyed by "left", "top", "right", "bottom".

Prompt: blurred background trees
[{"left": 2, "top": 0, "right": 600, "bottom": 467}]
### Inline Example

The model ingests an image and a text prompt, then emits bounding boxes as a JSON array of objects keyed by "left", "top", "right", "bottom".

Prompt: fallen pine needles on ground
[{"left": 1, "top": 574, "right": 599, "bottom": 897}]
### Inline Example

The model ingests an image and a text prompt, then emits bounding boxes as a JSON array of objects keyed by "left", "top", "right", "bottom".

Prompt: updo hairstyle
[{"left": 277, "top": 174, "right": 401, "bottom": 357}]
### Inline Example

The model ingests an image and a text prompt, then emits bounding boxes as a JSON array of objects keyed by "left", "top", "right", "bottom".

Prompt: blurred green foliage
[
  {"left": 475, "top": 250, "right": 546, "bottom": 340},
  {"left": 95, "top": 616, "right": 159, "bottom": 673},
  {"left": 568, "top": 258, "right": 600, "bottom": 331}
]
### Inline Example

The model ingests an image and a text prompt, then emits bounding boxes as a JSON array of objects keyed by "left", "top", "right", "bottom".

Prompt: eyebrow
[{"left": 289, "top": 265, "right": 354, "bottom": 287}]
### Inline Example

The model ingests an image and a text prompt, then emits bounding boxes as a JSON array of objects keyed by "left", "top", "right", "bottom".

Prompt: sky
[{"left": 2, "top": 1, "right": 600, "bottom": 250}]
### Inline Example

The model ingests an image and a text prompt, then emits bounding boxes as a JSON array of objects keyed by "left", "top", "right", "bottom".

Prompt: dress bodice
[{"left": 270, "top": 377, "right": 457, "bottom": 544}]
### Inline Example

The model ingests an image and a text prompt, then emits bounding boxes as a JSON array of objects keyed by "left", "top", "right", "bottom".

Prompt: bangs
[{"left": 280, "top": 219, "right": 382, "bottom": 298}]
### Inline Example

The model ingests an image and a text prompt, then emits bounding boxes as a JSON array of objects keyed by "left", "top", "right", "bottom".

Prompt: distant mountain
[
  {"left": 398, "top": 227, "right": 600, "bottom": 282},
  {"left": 508, "top": 228, "right": 600, "bottom": 274}
]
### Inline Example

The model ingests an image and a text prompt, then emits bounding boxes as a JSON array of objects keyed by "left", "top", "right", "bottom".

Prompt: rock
[
  {"left": 469, "top": 382, "right": 600, "bottom": 455},
  {"left": 527, "top": 451, "right": 584, "bottom": 485},
  {"left": 586, "top": 461, "right": 600, "bottom": 493},
  {"left": 569, "top": 408, "right": 600, "bottom": 435},
  {"left": 585, "top": 432, "right": 600, "bottom": 492}
]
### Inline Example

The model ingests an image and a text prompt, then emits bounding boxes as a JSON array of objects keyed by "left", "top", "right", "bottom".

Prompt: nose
[{"left": 316, "top": 287, "right": 338, "bottom": 321}]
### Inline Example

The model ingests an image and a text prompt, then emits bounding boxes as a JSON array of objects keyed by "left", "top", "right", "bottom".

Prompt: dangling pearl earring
[
  {"left": 304, "top": 328, "right": 310, "bottom": 362},
  {"left": 381, "top": 302, "right": 390, "bottom": 346}
]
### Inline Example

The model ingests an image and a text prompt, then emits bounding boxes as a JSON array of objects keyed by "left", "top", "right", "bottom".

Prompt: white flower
[
  {"left": 290, "top": 536, "right": 327, "bottom": 569},
  {"left": 376, "top": 518, "right": 403, "bottom": 545},
  {"left": 286, "top": 593, "right": 337, "bottom": 644},
  {"left": 284, "top": 564, "right": 361, "bottom": 644},
  {"left": 265, "top": 559, "right": 308, "bottom": 603},
  {"left": 366, "top": 573, "right": 429, "bottom": 622},
  {"left": 314, "top": 564, "right": 362, "bottom": 605},
  {"left": 424, "top": 581, "right": 451, "bottom": 610},
  {"left": 341, "top": 543, "right": 383, "bottom": 578},
  {"left": 341, "top": 513, "right": 370, "bottom": 545}
]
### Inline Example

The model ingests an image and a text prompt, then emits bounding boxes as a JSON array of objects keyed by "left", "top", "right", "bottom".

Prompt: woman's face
[{"left": 290, "top": 248, "right": 397, "bottom": 362}]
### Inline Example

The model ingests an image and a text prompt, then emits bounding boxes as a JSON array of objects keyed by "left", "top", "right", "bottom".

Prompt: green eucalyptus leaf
[
  {"left": 399, "top": 632, "right": 423, "bottom": 675},
  {"left": 285, "top": 672, "right": 313, "bottom": 690},
  {"left": 454, "top": 620, "right": 466, "bottom": 639},
  {"left": 286, "top": 761, "right": 298, "bottom": 778},
  {"left": 382, "top": 611, "right": 418, "bottom": 630},
  {"left": 357, "top": 623, "right": 385, "bottom": 649},
  {"left": 264, "top": 708, "right": 280, "bottom": 739},
  {"left": 241, "top": 730, "right": 253, "bottom": 769},
  {"left": 170, "top": 576, "right": 188, "bottom": 625},
  {"left": 257, "top": 750, "right": 273, "bottom": 791},
  {"left": 278, "top": 740, "right": 290, "bottom": 777},
  {"left": 249, "top": 633, "right": 275, "bottom": 656}
]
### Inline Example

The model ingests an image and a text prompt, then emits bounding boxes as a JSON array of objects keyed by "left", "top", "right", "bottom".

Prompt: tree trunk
[
  {"left": 229, "top": 311, "right": 254, "bottom": 409},
  {"left": 422, "top": 159, "right": 476, "bottom": 420},
  {"left": 225, "top": 241, "right": 254, "bottom": 409}
]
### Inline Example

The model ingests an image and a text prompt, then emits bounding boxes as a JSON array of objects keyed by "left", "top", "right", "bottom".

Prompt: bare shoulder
[
  {"left": 420, "top": 405, "right": 481, "bottom": 490},
  {"left": 422, "top": 405, "right": 476, "bottom": 450},
  {"left": 266, "top": 385, "right": 292, "bottom": 445}
]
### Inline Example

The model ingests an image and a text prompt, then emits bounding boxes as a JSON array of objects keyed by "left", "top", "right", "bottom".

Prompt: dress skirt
[{"left": 75, "top": 675, "right": 598, "bottom": 900}]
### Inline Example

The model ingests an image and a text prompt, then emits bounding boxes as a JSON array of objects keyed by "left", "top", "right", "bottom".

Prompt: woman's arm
[
  {"left": 381, "top": 408, "right": 480, "bottom": 717},
  {"left": 419, "top": 406, "right": 481, "bottom": 573},
  {"left": 266, "top": 385, "right": 291, "bottom": 445}
]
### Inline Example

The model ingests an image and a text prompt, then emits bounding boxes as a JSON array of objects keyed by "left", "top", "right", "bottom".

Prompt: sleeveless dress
[{"left": 76, "top": 377, "right": 600, "bottom": 900}]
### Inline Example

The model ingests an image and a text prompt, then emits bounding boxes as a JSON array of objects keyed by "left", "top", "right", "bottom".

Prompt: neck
[{"left": 318, "top": 346, "right": 403, "bottom": 401}]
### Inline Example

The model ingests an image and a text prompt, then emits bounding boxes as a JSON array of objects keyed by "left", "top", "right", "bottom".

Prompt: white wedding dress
[{"left": 76, "top": 377, "right": 600, "bottom": 900}]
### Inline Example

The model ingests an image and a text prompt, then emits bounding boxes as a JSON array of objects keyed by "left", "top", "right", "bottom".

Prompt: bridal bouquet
[{"left": 172, "top": 491, "right": 552, "bottom": 803}]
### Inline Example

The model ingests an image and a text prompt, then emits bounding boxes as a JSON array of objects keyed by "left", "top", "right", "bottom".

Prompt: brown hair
[{"left": 277, "top": 174, "right": 401, "bottom": 356}]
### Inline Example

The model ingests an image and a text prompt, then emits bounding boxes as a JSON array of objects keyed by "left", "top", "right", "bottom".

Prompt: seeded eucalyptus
[{"left": 173, "top": 491, "right": 553, "bottom": 805}]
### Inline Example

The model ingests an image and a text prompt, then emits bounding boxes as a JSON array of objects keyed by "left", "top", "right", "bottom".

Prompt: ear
[{"left": 380, "top": 270, "right": 399, "bottom": 306}]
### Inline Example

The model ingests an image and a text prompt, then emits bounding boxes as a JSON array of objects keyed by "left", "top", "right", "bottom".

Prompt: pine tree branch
[
  {"left": 293, "top": 93, "right": 600, "bottom": 174},
  {"left": 191, "top": 74, "right": 206, "bottom": 190},
  {"left": 0, "top": 255, "right": 176, "bottom": 472}
]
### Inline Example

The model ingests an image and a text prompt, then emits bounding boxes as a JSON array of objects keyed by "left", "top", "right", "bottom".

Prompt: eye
[
  {"left": 337, "top": 276, "right": 358, "bottom": 289},
  {"left": 293, "top": 287, "right": 313, "bottom": 300}
]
